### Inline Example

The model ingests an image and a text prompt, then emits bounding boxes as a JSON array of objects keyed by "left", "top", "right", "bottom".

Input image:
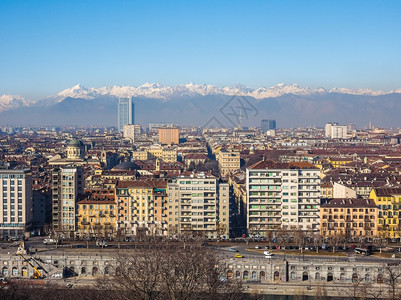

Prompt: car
[
  {"left": 264, "top": 246, "right": 270, "bottom": 249},
  {"left": 255, "top": 245, "right": 261, "bottom": 249},
  {"left": 76, "top": 245, "right": 85, "bottom": 248},
  {"left": 228, "top": 248, "right": 238, "bottom": 252},
  {"left": 235, "top": 254, "right": 243, "bottom": 258}
]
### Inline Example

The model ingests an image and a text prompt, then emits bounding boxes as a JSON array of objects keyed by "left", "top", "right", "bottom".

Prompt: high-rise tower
[{"left": 118, "top": 97, "right": 135, "bottom": 132}]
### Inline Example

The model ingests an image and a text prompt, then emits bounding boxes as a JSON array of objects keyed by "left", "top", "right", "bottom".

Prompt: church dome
[
  {"left": 69, "top": 139, "right": 85, "bottom": 147},
  {"left": 112, "top": 161, "right": 140, "bottom": 171}
]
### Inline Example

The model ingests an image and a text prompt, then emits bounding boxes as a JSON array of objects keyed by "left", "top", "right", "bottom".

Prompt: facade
[
  {"left": 369, "top": 187, "right": 401, "bottom": 238},
  {"left": 159, "top": 127, "right": 179, "bottom": 145},
  {"left": 115, "top": 180, "right": 168, "bottom": 236},
  {"left": 166, "top": 174, "right": 230, "bottom": 239},
  {"left": 76, "top": 190, "right": 116, "bottom": 239},
  {"left": 0, "top": 169, "right": 33, "bottom": 237},
  {"left": 132, "top": 145, "right": 177, "bottom": 162},
  {"left": 246, "top": 160, "right": 321, "bottom": 236},
  {"left": 325, "top": 122, "right": 347, "bottom": 139},
  {"left": 320, "top": 198, "right": 378, "bottom": 238},
  {"left": 261, "top": 119, "right": 276, "bottom": 132},
  {"left": 51, "top": 166, "right": 84, "bottom": 235},
  {"left": 218, "top": 150, "right": 240, "bottom": 177},
  {"left": 123, "top": 124, "right": 142, "bottom": 142},
  {"left": 118, "top": 97, "right": 135, "bottom": 132}
]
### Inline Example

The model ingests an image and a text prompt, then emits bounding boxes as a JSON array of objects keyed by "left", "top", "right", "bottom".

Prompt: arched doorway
[
  {"left": 115, "top": 267, "right": 121, "bottom": 276},
  {"left": 377, "top": 274, "right": 384, "bottom": 284},
  {"left": 22, "top": 267, "right": 28, "bottom": 277},
  {"left": 260, "top": 271, "right": 266, "bottom": 281},
  {"left": 315, "top": 272, "right": 320, "bottom": 281},
  {"left": 81, "top": 267, "right": 86, "bottom": 275},
  {"left": 251, "top": 271, "right": 257, "bottom": 280},
  {"left": 12, "top": 267, "right": 18, "bottom": 277},
  {"left": 340, "top": 273, "right": 345, "bottom": 281},
  {"left": 327, "top": 272, "right": 333, "bottom": 282},
  {"left": 2, "top": 267, "right": 8, "bottom": 277},
  {"left": 352, "top": 273, "right": 358, "bottom": 283},
  {"left": 365, "top": 274, "right": 370, "bottom": 282},
  {"left": 302, "top": 272, "right": 309, "bottom": 281},
  {"left": 92, "top": 267, "right": 98, "bottom": 276},
  {"left": 235, "top": 271, "right": 241, "bottom": 279},
  {"left": 290, "top": 271, "right": 296, "bottom": 280},
  {"left": 227, "top": 270, "right": 233, "bottom": 280},
  {"left": 104, "top": 266, "right": 109, "bottom": 275},
  {"left": 274, "top": 271, "right": 280, "bottom": 282},
  {"left": 243, "top": 271, "right": 249, "bottom": 280}
]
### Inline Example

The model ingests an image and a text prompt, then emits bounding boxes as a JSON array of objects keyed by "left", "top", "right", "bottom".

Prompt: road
[{"left": 216, "top": 244, "right": 401, "bottom": 263}]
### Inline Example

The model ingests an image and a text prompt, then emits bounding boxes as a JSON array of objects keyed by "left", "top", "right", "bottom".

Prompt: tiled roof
[{"left": 321, "top": 198, "right": 377, "bottom": 208}]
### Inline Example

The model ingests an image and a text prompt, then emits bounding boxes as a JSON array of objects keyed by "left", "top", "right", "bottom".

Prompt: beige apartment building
[
  {"left": 167, "top": 173, "right": 229, "bottom": 239},
  {"left": 115, "top": 180, "right": 168, "bottom": 236},
  {"left": 159, "top": 127, "right": 179, "bottom": 145},
  {"left": 218, "top": 150, "right": 240, "bottom": 177},
  {"left": 0, "top": 169, "right": 33, "bottom": 237},
  {"left": 320, "top": 198, "right": 378, "bottom": 238},
  {"left": 132, "top": 145, "right": 177, "bottom": 162}
]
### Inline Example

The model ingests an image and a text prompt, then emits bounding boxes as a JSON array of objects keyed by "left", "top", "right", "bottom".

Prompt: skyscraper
[
  {"left": 261, "top": 119, "right": 276, "bottom": 132},
  {"left": 118, "top": 97, "right": 135, "bottom": 132}
]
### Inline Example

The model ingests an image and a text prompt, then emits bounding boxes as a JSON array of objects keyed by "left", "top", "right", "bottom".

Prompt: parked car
[
  {"left": 235, "top": 254, "right": 243, "bottom": 258},
  {"left": 255, "top": 245, "right": 261, "bottom": 249},
  {"left": 229, "top": 248, "right": 238, "bottom": 252}
]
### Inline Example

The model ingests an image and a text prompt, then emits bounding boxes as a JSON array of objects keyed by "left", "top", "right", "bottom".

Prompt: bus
[{"left": 354, "top": 248, "right": 370, "bottom": 256}]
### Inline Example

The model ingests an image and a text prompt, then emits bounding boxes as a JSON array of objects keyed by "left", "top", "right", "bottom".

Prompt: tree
[
  {"left": 324, "top": 231, "right": 346, "bottom": 253},
  {"left": 383, "top": 264, "right": 401, "bottom": 300},
  {"left": 293, "top": 230, "right": 306, "bottom": 253},
  {"left": 101, "top": 241, "right": 244, "bottom": 300}
]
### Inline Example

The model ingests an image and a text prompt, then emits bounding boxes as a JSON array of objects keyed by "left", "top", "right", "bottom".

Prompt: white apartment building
[
  {"left": 52, "top": 166, "right": 83, "bottom": 235},
  {"left": 167, "top": 173, "right": 230, "bottom": 239},
  {"left": 123, "top": 124, "right": 142, "bottom": 143},
  {"left": 325, "top": 122, "right": 347, "bottom": 139},
  {"left": 0, "top": 169, "right": 32, "bottom": 238},
  {"left": 246, "top": 160, "right": 320, "bottom": 236}
]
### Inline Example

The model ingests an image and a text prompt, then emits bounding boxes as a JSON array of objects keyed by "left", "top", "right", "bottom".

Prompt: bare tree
[
  {"left": 383, "top": 264, "right": 401, "bottom": 300},
  {"left": 101, "top": 241, "right": 244, "bottom": 300},
  {"left": 293, "top": 230, "right": 306, "bottom": 253}
]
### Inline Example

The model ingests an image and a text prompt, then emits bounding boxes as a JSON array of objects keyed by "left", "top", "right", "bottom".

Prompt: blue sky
[{"left": 1, "top": 0, "right": 400, "bottom": 99}]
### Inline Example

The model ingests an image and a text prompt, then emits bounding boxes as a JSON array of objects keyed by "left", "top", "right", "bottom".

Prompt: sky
[{"left": 0, "top": 0, "right": 401, "bottom": 99}]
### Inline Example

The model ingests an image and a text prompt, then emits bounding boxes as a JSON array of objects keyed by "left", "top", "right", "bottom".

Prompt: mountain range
[{"left": 1, "top": 83, "right": 401, "bottom": 128}]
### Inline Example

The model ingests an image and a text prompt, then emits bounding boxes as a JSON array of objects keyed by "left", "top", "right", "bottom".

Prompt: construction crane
[{"left": 18, "top": 253, "right": 46, "bottom": 279}]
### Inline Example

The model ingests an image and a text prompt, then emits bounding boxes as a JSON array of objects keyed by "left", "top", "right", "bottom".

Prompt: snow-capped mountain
[
  {"left": 42, "top": 82, "right": 401, "bottom": 102},
  {"left": 1, "top": 83, "right": 401, "bottom": 112},
  {"left": 0, "top": 95, "right": 32, "bottom": 112}
]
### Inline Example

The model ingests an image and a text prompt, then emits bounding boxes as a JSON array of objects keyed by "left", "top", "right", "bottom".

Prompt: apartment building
[
  {"left": 115, "top": 180, "right": 168, "bottom": 236},
  {"left": 246, "top": 160, "right": 320, "bottom": 236},
  {"left": 159, "top": 126, "right": 179, "bottom": 145},
  {"left": 0, "top": 168, "right": 33, "bottom": 237},
  {"left": 76, "top": 189, "right": 116, "bottom": 239},
  {"left": 325, "top": 122, "right": 347, "bottom": 139},
  {"left": 132, "top": 145, "right": 177, "bottom": 162},
  {"left": 370, "top": 187, "right": 401, "bottom": 238},
  {"left": 218, "top": 150, "right": 240, "bottom": 177},
  {"left": 51, "top": 166, "right": 84, "bottom": 235},
  {"left": 320, "top": 198, "right": 378, "bottom": 238},
  {"left": 167, "top": 173, "right": 230, "bottom": 239}
]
